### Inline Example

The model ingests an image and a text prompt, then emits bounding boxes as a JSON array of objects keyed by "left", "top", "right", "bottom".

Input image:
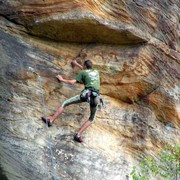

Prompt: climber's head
[{"left": 84, "top": 60, "right": 92, "bottom": 69}]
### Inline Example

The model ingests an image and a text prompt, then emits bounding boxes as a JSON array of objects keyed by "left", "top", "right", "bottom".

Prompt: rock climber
[{"left": 42, "top": 59, "right": 100, "bottom": 143}]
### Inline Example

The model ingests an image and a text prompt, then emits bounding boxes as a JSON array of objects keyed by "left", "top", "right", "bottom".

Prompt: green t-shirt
[{"left": 76, "top": 69, "right": 100, "bottom": 90}]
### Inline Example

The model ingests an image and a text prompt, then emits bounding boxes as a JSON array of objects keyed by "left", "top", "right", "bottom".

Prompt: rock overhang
[{"left": 25, "top": 11, "right": 148, "bottom": 44}]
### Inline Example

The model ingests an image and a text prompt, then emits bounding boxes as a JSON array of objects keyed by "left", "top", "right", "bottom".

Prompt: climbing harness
[
  {"left": 29, "top": 67, "right": 57, "bottom": 180},
  {"left": 80, "top": 87, "right": 104, "bottom": 109},
  {"left": 80, "top": 89, "right": 91, "bottom": 102}
]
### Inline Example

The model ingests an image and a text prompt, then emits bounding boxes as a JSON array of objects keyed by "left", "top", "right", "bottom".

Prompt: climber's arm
[
  {"left": 71, "top": 60, "right": 84, "bottom": 70},
  {"left": 56, "top": 75, "right": 76, "bottom": 85}
]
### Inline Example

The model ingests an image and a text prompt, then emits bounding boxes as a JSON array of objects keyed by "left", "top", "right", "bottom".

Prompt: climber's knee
[
  {"left": 61, "top": 95, "right": 81, "bottom": 108},
  {"left": 88, "top": 106, "right": 97, "bottom": 122}
]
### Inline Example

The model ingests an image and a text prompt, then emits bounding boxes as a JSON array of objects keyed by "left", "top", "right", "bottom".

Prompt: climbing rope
[{"left": 29, "top": 67, "right": 57, "bottom": 180}]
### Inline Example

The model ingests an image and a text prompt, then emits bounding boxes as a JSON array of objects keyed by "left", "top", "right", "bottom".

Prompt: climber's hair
[{"left": 84, "top": 60, "right": 92, "bottom": 69}]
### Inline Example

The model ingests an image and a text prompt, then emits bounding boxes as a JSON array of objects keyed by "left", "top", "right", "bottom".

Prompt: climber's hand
[
  {"left": 71, "top": 60, "right": 78, "bottom": 68},
  {"left": 56, "top": 75, "right": 63, "bottom": 81}
]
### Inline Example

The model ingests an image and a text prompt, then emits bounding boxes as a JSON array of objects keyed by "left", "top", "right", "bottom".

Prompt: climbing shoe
[
  {"left": 41, "top": 117, "right": 52, "bottom": 127},
  {"left": 73, "top": 134, "right": 83, "bottom": 143}
]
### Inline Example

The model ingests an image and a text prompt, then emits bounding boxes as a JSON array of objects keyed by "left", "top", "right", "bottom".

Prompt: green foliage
[{"left": 130, "top": 146, "right": 180, "bottom": 180}]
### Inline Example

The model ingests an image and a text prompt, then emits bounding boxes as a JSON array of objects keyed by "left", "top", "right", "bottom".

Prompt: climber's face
[{"left": 83, "top": 64, "right": 87, "bottom": 70}]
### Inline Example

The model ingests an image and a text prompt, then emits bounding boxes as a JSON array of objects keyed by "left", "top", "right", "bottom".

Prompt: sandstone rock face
[{"left": 0, "top": 0, "right": 179, "bottom": 180}]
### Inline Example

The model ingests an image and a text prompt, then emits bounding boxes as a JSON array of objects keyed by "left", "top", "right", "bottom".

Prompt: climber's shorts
[{"left": 61, "top": 94, "right": 99, "bottom": 122}]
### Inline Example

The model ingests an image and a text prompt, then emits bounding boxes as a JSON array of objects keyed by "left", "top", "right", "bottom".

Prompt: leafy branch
[{"left": 130, "top": 145, "right": 180, "bottom": 180}]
